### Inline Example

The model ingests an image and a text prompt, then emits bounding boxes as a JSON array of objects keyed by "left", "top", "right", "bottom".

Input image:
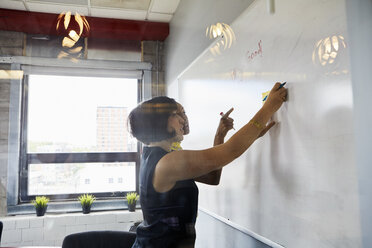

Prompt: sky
[{"left": 27, "top": 74, "right": 138, "bottom": 147}]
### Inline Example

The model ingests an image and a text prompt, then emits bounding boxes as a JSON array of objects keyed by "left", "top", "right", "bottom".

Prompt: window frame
[
  {"left": 3, "top": 56, "right": 152, "bottom": 213},
  {"left": 19, "top": 72, "right": 141, "bottom": 203}
]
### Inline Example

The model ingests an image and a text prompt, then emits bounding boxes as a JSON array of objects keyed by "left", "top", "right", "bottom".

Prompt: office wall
[
  {"left": 164, "top": 0, "right": 255, "bottom": 97},
  {"left": 345, "top": 0, "right": 372, "bottom": 247}
]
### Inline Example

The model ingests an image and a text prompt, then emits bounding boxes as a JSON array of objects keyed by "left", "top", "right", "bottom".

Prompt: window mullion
[{"left": 28, "top": 152, "right": 138, "bottom": 164}]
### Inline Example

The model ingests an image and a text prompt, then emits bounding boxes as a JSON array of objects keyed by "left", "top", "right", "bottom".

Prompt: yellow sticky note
[{"left": 262, "top": 91, "right": 270, "bottom": 103}]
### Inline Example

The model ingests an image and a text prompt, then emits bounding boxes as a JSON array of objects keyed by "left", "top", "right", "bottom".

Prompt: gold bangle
[{"left": 249, "top": 120, "right": 263, "bottom": 129}]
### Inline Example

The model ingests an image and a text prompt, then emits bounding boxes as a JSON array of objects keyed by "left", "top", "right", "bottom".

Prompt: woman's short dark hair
[{"left": 128, "top": 96, "right": 178, "bottom": 144}]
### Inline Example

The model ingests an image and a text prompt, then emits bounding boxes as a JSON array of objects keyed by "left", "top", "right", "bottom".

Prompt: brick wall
[
  {"left": 0, "top": 69, "right": 10, "bottom": 217},
  {"left": 0, "top": 31, "right": 24, "bottom": 56},
  {"left": 0, "top": 210, "right": 142, "bottom": 246},
  {"left": 142, "top": 41, "right": 166, "bottom": 96},
  {"left": 0, "top": 31, "right": 24, "bottom": 217}
]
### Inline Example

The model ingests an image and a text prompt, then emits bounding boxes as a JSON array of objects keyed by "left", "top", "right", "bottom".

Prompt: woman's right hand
[{"left": 263, "top": 82, "right": 287, "bottom": 114}]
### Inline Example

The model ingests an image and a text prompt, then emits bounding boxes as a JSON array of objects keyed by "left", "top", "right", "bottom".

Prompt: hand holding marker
[
  {"left": 220, "top": 108, "right": 235, "bottom": 130},
  {"left": 218, "top": 83, "right": 286, "bottom": 135},
  {"left": 262, "top": 82, "right": 286, "bottom": 102}
]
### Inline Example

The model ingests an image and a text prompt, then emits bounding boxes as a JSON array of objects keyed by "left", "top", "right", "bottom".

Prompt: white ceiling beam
[
  {"left": 22, "top": 0, "right": 30, "bottom": 11},
  {"left": 87, "top": 0, "right": 91, "bottom": 16},
  {"left": 146, "top": 0, "right": 155, "bottom": 20},
  {"left": 147, "top": 12, "right": 172, "bottom": 22},
  {"left": 150, "top": 0, "right": 180, "bottom": 14},
  {"left": 26, "top": 2, "right": 89, "bottom": 15},
  {"left": 90, "top": 7, "right": 147, "bottom": 21},
  {"left": 0, "top": 0, "right": 27, "bottom": 11}
]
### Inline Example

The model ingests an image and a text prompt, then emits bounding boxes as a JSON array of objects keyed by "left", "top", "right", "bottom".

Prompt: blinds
[
  {"left": 22, "top": 65, "right": 143, "bottom": 79},
  {"left": 0, "top": 56, "right": 151, "bottom": 79}
]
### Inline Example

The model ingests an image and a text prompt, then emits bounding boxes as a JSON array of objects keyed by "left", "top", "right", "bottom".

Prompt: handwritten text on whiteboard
[{"left": 246, "top": 40, "right": 263, "bottom": 60}]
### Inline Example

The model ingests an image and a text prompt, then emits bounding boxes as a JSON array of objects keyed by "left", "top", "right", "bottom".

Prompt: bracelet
[{"left": 249, "top": 120, "right": 263, "bottom": 130}]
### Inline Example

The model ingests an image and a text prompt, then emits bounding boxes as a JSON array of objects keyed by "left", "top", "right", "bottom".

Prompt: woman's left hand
[
  {"left": 257, "top": 121, "right": 276, "bottom": 138},
  {"left": 215, "top": 108, "right": 235, "bottom": 140}
]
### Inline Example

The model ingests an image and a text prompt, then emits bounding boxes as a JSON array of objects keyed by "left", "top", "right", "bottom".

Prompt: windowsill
[
  {"left": 2, "top": 208, "right": 143, "bottom": 222},
  {"left": 7, "top": 199, "right": 140, "bottom": 216}
]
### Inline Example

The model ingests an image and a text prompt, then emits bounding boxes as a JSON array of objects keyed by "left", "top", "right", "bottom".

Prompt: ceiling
[{"left": 0, "top": 0, "right": 181, "bottom": 22}]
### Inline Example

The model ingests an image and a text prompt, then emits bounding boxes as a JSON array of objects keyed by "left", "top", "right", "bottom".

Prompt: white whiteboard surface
[{"left": 178, "top": 0, "right": 361, "bottom": 247}]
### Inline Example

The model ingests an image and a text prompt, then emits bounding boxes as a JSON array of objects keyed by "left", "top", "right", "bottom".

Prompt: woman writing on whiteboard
[{"left": 129, "top": 82, "right": 287, "bottom": 248}]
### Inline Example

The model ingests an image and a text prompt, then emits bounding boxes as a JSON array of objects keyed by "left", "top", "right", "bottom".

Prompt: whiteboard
[{"left": 177, "top": 0, "right": 361, "bottom": 247}]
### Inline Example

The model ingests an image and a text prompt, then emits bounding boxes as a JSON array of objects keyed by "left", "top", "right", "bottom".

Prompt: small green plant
[
  {"left": 78, "top": 194, "right": 96, "bottom": 207},
  {"left": 32, "top": 196, "right": 49, "bottom": 209},
  {"left": 126, "top": 192, "right": 139, "bottom": 205}
]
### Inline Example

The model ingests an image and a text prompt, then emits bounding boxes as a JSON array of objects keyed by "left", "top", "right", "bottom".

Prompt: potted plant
[
  {"left": 126, "top": 192, "right": 139, "bottom": 212},
  {"left": 78, "top": 194, "right": 96, "bottom": 214},
  {"left": 32, "top": 196, "right": 49, "bottom": 217}
]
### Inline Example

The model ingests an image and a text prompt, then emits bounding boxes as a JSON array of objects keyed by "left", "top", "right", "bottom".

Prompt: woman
[{"left": 129, "top": 83, "right": 287, "bottom": 248}]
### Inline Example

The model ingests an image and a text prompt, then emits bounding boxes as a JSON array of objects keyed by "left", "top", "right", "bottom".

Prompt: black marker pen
[{"left": 278, "top": 82, "right": 286, "bottom": 89}]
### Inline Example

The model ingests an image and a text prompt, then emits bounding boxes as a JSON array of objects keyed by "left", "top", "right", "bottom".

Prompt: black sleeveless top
[{"left": 132, "top": 147, "right": 199, "bottom": 248}]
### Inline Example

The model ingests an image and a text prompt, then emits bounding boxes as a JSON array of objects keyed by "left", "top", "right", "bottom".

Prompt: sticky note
[{"left": 262, "top": 91, "right": 270, "bottom": 103}]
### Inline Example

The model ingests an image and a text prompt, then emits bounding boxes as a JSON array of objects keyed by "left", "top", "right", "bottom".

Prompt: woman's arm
[
  {"left": 195, "top": 111, "right": 276, "bottom": 185},
  {"left": 153, "top": 83, "right": 287, "bottom": 192},
  {"left": 195, "top": 109, "right": 234, "bottom": 185},
  {"left": 194, "top": 133, "right": 226, "bottom": 185}
]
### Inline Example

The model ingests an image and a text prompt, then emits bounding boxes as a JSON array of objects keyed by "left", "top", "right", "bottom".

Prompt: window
[{"left": 19, "top": 72, "right": 141, "bottom": 202}]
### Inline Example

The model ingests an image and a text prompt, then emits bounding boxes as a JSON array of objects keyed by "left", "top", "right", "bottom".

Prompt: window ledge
[{"left": 7, "top": 199, "right": 139, "bottom": 216}]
